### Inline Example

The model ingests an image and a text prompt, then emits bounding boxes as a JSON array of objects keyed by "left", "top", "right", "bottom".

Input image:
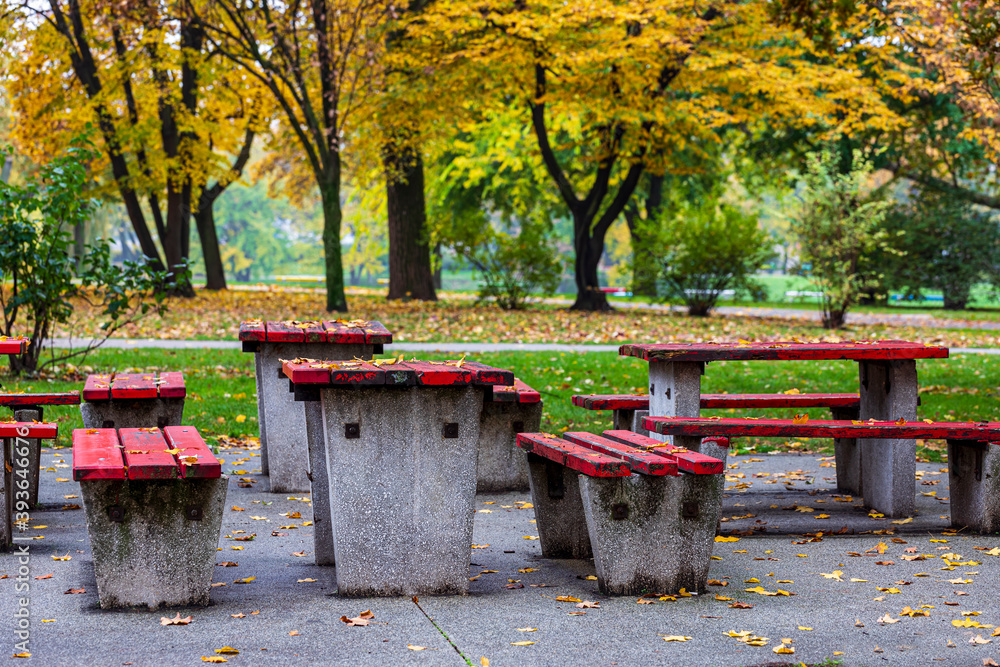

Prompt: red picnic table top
[
  {"left": 72, "top": 426, "right": 220, "bottom": 481},
  {"left": 239, "top": 319, "right": 392, "bottom": 345},
  {"left": 282, "top": 358, "right": 514, "bottom": 388},
  {"left": 620, "top": 340, "right": 949, "bottom": 363},
  {"left": 82, "top": 372, "right": 185, "bottom": 401},
  {"left": 0, "top": 337, "right": 30, "bottom": 355}
]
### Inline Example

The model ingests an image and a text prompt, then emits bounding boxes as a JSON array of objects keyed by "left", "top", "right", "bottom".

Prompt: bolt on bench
[
  {"left": 2, "top": 421, "right": 59, "bottom": 552},
  {"left": 239, "top": 319, "right": 392, "bottom": 492},
  {"left": 81, "top": 372, "right": 186, "bottom": 429},
  {"left": 478, "top": 378, "right": 543, "bottom": 492},
  {"left": 284, "top": 357, "right": 513, "bottom": 596},
  {"left": 516, "top": 430, "right": 725, "bottom": 595},
  {"left": 72, "top": 426, "right": 225, "bottom": 609},
  {"left": 646, "top": 416, "right": 1000, "bottom": 533},
  {"left": 1, "top": 391, "right": 80, "bottom": 507}
]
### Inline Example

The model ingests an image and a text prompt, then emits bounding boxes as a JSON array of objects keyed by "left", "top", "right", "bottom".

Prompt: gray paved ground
[{"left": 4, "top": 446, "right": 999, "bottom": 666}]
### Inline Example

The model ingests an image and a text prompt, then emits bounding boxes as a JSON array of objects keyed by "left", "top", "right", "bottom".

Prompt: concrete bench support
[
  {"left": 858, "top": 360, "right": 918, "bottom": 517},
  {"left": 525, "top": 453, "right": 592, "bottom": 559},
  {"left": 13, "top": 409, "right": 42, "bottom": 508},
  {"left": 478, "top": 400, "right": 542, "bottom": 493},
  {"left": 80, "top": 477, "right": 227, "bottom": 609},
  {"left": 303, "top": 399, "right": 335, "bottom": 566},
  {"left": 255, "top": 341, "right": 369, "bottom": 492},
  {"left": 80, "top": 398, "right": 185, "bottom": 431},
  {"left": 322, "top": 386, "right": 482, "bottom": 596},
  {"left": 579, "top": 472, "right": 722, "bottom": 596},
  {"left": 832, "top": 405, "right": 862, "bottom": 496},
  {"left": 947, "top": 440, "right": 1000, "bottom": 533}
]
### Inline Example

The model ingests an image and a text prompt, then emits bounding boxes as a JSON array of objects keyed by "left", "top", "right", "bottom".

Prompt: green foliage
[
  {"left": 883, "top": 189, "right": 1000, "bottom": 310},
  {"left": 660, "top": 200, "right": 772, "bottom": 316},
  {"left": 456, "top": 220, "right": 563, "bottom": 310},
  {"left": 0, "top": 140, "right": 168, "bottom": 374},
  {"left": 787, "top": 150, "right": 895, "bottom": 328}
]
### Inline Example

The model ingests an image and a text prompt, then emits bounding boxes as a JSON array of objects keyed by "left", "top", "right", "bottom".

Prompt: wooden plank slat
[
  {"left": 0, "top": 422, "right": 59, "bottom": 439},
  {"left": 72, "top": 428, "right": 126, "bottom": 481},
  {"left": 601, "top": 430, "right": 725, "bottom": 475},
  {"left": 460, "top": 360, "right": 515, "bottom": 386},
  {"left": 111, "top": 373, "right": 158, "bottom": 400},
  {"left": 0, "top": 337, "right": 29, "bottom": 354},
  {"left": 82, "top": 374, "right": 112, "bottom": 401},
  {"left": 511, "top": 378, "right": 541, "bottom": 403},
  {"left": 573, "top": 393, "right": 862, "bottom": 411},
  {"left": 282, "top": 360, "right": 332, "bottom": 384},
  {"left": 238, "top": 319, "right": 266, "bottom": 342},
  {"left": 375, "top": 362, "right": 417, "bottom": 386},
  {"left": 322, "top": 320, "right": 368, "bottom": 344},
  {"left": 299, "top": 321, "right": 326, "bottom": 343},
  {"left": 0, "top": 391, "right": 81, "bottom": 407},
  {"left": 361, "top": 321, "right": 393, "bottom": 345},
  {"left": 516, "top": 433, "right": 631, "bottom": 478},
  {"left": 402, "top": 360, "right": 476, "bottom": 386},
  {"left": 642, "top": 417, "right": 1000, "bottom": 441},
  {"left": 163, "top": 426, "right": 222, "bottom": 479},
  {"left": 265, "top": 320, "right": 307, "bottom": 343},
  {"left": 564, "top": 431, "right": 677, "bottom": 476},
  {"left": 157, "top": 372, "right": 186, "bottom": 398},
  {"left": 327, "top": 360, "right": 385, "bottom": 385},
  {"left": 620, "top": 340, "right": 949, "bottom": 363},
  {"left": 119, "top": 428, "right": 180, "bottom": 480}
]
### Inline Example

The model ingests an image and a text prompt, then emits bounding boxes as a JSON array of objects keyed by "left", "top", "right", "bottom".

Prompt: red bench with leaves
[
  {"left": 72, "top": 426, "right": 227, "bottom": 609},
  {"left": 80, "top": 372, "right": 186, "bottom": 430},
  {"left": 644, "top": 416, "right": 1000, "bottom": 533},
  {"left": 572, "top": 392, "right": 861, "bottom": 432},
  {"left": 0, "top": 337, "right": 30, "bottom": 355},
  {"left": 515, "top": 431, "right": 724, "bottom": 595},
  {"left": 2, "top": 421, "right": 60, "bottom": 552}
]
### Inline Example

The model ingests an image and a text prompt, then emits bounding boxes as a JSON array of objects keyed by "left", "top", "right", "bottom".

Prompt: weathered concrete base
[
  {"left": 321, "top": 385, "right": 482, "bottom": 596},
  {"left": 255, "top": 351, "right": 269, "bottom": 476},
  {"left": 831, "top": 406, "right": 862, "bottom": 496},
  {"left": 948, "top": 440, "right": 1000, "bottom": 533},
  {"left": 579, "top": 472, "right": 722, "bottom": 596},
  {"left": 525, "top": 454, "right": 592, "bottom": 559},
  {"left": 13, "top": 409, "right": 41, "bottom": 508},
  {"left": 477, "top": 401, "right": 542, "bottom": 492},
  {"left": 80, "top": 398, "right": 185, "bottom": 430},
  {"left": 858, "top": 360, "right": 917, "bottom": 517},
  {"left": 1, "top": 437, "right": 11, "bottom": 552},
  {"left": 612, "top": 409, "right": 650, "bottom": 436},
  {"left": 303, "top": 400, "right": 335, "bottom": 565},
  {"left": 255, "top": 342, "right": 370, "bottom": 493},
  {"left": 79, "top": 476, "right": 228, "bottom": 609}
]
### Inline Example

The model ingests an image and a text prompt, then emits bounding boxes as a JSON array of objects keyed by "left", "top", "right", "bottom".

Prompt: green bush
[
  {"left": 659, "top": 200, "right": 772, "bottom": 316},
  {"left": 454, "top": 220, "right": 562, "bottom": 310},
  {"left": 882, "top": 188, "right": 1000, "bottom": 310},
  {"left": 787, "top": 150, "right": 895, "bottom": 328},
  {"left": 0, "top": 141, "right": 169, "bottom": 374}
]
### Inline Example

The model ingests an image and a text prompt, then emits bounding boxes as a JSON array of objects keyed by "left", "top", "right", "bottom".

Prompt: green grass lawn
[{"left": 6, "top": 348, "right": 998, "bottom": 462}]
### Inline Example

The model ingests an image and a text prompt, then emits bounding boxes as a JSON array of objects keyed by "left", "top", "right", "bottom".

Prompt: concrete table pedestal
[
  {"left": 477, "top": 380, "right": 543, "bottom": 493},
  {"left": 73, "top": 426, "right": 226, "bottom": 609},
  {"left": 283, "top": 357, "right": 514, "bottom": 596},
  {"left": 239, "top": 319, "right": 391, "bottom": 493}
]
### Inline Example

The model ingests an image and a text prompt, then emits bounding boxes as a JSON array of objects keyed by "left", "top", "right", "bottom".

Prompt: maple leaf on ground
[
  {"left": 575, "top": 601, "right": 599, "bottom": 608},
  {"left": 878, "top": 614, "right": 899, "bottom": 625},
  {"left": 341, "top": 610, "right": 375, "bottom": 626},
  {"left": 161, "top": 613, "right": 193, "bottom": 626}
]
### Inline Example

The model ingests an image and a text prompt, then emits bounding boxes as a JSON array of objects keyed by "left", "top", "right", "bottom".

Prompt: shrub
[
  {"left": 787, "top": 150, "right": 895, "bottom": 329},
  {"left": 882, "top": 188, "right": 1000, "bottom": 310},
  {"left": 659, "top": 200, "right": 772, "bottom": 316},
  {"left": 0, "top": 141, "right": 169, "bottom": 375},
  {"left": 454, "top": 220, "right": 562, "bottom": 310}
]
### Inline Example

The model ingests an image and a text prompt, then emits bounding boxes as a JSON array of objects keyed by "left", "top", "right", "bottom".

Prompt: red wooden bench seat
[
  {"left": 0, "top": 337, "right": 30, "bottom": 355},
  {"left": 642, "top": 416, "right": 1000, "bottom": 441},
  {"left": 572, "top": 393, "right": 862, "bottom": 411},
  {"left": 72, "top": 426, "right": 220, "bottom": 481},
  {"left": 239, "top": 319, "right": 392, "bottom": 348},
  {"left": 491, "top": 378, "right": 541, "bottom": 404},
  {"left": 82, "top": 372, "right": 186, "bottom": 401},
  {"left": 0, "top": 392, "right": 81, "bottom": 409}
]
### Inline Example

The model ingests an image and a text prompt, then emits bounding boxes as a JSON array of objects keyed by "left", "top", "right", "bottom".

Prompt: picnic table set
[{"left": 3, "top": 326, "right": 1000, "bottom": 608}]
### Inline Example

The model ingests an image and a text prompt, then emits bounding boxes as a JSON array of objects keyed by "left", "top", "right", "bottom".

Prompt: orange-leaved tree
[
  {"left": 2, "top": 0, "right": 265, "bottom": 291},
  {"left": 196, "top": 0, "right": 391, "bottom": 312},
  {"left": 398, "top": 0, "right": 904, "bottom": 310}
]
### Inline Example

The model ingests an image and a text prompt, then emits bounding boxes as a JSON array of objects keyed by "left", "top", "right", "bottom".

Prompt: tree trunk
[
  {"left": 570, "top": 231, "right": 611, "bottom": 311},
  {"left": 320, "top": 181, "right": 348, "bottom": 312},
  {"left": 943, "top": 287, "right": 970, "bottom": 310},
  {"left": 194, "top": 203, "right": 227, "bottom": 290},
  {"left": 385, "top": 147, "right": 437, "bottom": 301}
]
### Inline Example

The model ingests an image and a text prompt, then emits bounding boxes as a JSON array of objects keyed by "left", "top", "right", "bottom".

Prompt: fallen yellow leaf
[{"left": 662, "top": 636, "right": 691, "bottom": 642}]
